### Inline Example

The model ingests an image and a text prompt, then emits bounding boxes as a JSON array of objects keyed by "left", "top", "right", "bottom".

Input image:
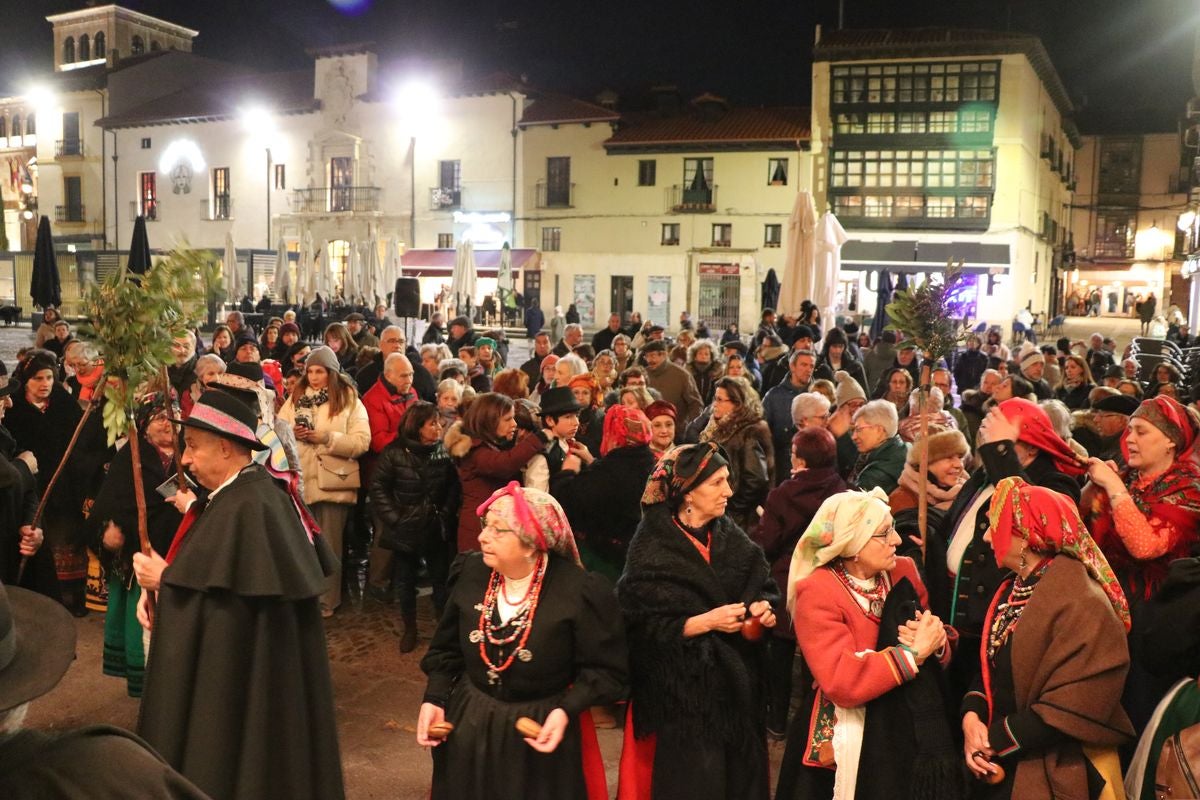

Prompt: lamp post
[
  {"left": 241, "top": 107, "right": 275, "bottom": 249},
  {"left": 394, "top": 80, "right": 440, "bottom": 250}
]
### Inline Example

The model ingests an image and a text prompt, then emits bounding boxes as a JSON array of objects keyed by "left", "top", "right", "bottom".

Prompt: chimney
[
  {"left": 650, "top": 84, "right": 681, "bottom": 115},
  {"left": 595, "top": 89, "right": 618, "bottom": 110}
]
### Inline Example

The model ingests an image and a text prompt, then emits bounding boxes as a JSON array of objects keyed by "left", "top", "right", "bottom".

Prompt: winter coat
[
  {"left": 89, "top": 434, "right": 182, "bottom": 576},
  {"left": 549, "top": 315, "right": 566, "bottom": 348},
  {"left": 862, "top": 342, "right": 897, "bottom": 395},
  {"left": 1055, "top": 381, "right": 1094, "bottom": 411},
  {"left": 355, "top": 349, "right": 436, "bottom": 402},
  {"left": 751, "top": 466, "right": 846, "bottom": 639},
  {"left": 686, "top": 360, "right": 725, "bottom": 406},
  {"left": 812, "top": 357, "right": 868, "bottom": 398},
  {"left": 850, "top": 434, "right": 909, "bottom": 495},
  {"left": 277, "top": 388, "right": 370, "bottom": 506},
  {"left": 444, "top": 422, "right": 548, "bottom": 552},
  {"left": 761, "top": 379, "right": 807, "bottom": 486},
  {"left": 369, "top": 435, "right": 456, "bottom": 554},
  {"left": 702, "top": 416, "right": 774, "bottom": 534},
  {"left": 422, "top": 323, "right": 446, "bottom": 345},
  {"left": 524, "top": 306, "right": 546, "bottom": 339},
  {"left": 952, "top": 348, "right": 987, "bottom": 392},
  {"left": 645, "top": 360, "right": 703, "bottom": 434},
  {"left": 361, "top": 380, "right": 419, "bottom": 455}
]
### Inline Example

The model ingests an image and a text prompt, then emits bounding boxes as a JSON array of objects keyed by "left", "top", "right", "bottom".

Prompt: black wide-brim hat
[
  {"left": 538, "top": 386, "right": 584, "bottom": 416},
  {"left": 0, "top": 582, "right": 77, "bottom": 712},
  {"left": 170, "top": 389, "right": 268, "bottom": 451}
]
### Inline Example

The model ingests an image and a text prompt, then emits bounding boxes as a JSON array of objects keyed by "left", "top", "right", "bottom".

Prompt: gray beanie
[
  {"left": 304, "top": 345, "right": 341, "bottom": 373},
  {"left": 834, "top": 370, "right": 867, "bottom": 407}
]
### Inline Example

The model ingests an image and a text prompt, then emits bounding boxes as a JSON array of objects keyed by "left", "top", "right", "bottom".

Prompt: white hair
[
  {"left": 853, "top": 399, "right": 899, "bottom": 438},
  {"left": 791, "top": 392, "right": 831, "bottom": 425},
  {"left": 557, "top": 354, "right": 588, "bottom": 378},
  {"left": 195, "top": 353, "right": 227, "bottom": 375},
  {"left": 1039, "top": 399, "right": 1073, "bottom": 441},
  {"left": 437, "top": 379, "right": 463, "bottom": 400},
  {"left": 908, "top": 386, "right": 944, "bottom": 412}
]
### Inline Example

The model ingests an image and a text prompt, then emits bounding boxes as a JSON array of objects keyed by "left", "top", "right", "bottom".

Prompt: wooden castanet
[
  {"left": 515, "top": 717, "right": 543, "bottom": 738},
  {"left": 427, "top": 722, "right": 454, "bottom": 740}
]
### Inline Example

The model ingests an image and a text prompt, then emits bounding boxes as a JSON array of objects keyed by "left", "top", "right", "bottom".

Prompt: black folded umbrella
[
  {"left": 127, "top": 215, "right": 152, "bottom": 275},
  {"left": 761, "top": 267, "right": 780, "bottom": 312},
  {"left": 869, "top": 271, "right": 894, "bottom": 341},
  {"left": 30, "top": 216, "right": 61, "bottom": 310}
]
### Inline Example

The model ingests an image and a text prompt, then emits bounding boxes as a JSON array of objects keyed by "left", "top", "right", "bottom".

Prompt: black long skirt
[{"left": 431, "top": 679, "right": 589, "bottom": 800}]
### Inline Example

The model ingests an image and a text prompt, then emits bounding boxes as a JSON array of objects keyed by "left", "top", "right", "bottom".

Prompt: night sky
[{"left": 2, "top": 0, "right": 1197, "bottom": 127}]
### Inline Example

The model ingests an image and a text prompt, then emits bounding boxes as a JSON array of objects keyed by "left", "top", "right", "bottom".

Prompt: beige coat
[{"left": 278, "top": 388, "right": 370, "bottom": 506}]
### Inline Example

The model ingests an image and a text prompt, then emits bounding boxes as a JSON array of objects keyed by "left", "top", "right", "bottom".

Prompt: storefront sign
[{"left": 699, "top": 262, "right": 739, "bottom": 276}]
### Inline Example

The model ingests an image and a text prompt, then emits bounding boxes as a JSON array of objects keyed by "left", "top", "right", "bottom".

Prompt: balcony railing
[
  {"left": 430, "top": 186, "right": 461, "bottom": 210},
  {"left": 536, "top": 181, "right": 574, "bottom": 209},
  {"left": 56, "top": 138, "right": 83, "bottom": 157},
  {"left": 56, "top": 204, "right": 85, "bottom": 223},
  {"left": 669, "top": 183, "right": 719, "bottom": 213},
  {"left": 292, "top": 186, "right": 381, "bottom": 213}
]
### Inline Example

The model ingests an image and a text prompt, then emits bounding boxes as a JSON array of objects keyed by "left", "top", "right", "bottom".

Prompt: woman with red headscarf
[
  {"left": 1080, "top": 394, "right": 1200, "bottom": 731},
  {"left": 553, "top": 405, "right": 657, "bottom": 581},
  {"left": 417, "top": 484, "right": 627, "bottom": 799},
  {"left": 567, "top": 372, "right": 606, "bottom": 458},
  {"left": 928, "top": 397, "right": 1086, "bottom": 703},
  {"left": 963, "top": 477, "right": 1132, "bottom": 798}
]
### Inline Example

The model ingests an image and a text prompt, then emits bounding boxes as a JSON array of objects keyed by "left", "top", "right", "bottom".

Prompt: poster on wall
[
  {"left": 573, "top": 274, "right": 596, "bottom": 328},
  {"left": 647, "top": 276, "right": 671, "bottom": 327}
]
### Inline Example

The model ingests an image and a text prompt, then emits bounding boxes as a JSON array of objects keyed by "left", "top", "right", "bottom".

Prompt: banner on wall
[
  {"left": 573, "top": 274, "right": 596, "bottom": 328},
  {"left": 647, "top": 276, "right": 670, "bottom": 327}
]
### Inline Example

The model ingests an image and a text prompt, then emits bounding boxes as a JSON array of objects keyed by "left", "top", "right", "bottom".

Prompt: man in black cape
[{"left": 135, "top": 390, "right": 344, "bottom": 800}]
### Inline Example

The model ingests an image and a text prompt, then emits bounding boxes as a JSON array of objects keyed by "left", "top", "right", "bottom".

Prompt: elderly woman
[
  {"left": 277, "top": 345, "right": 371, "bottom": 616},
  {"left": 791, "top": 391, "right": 831, "bottom": 432},
  {"left": 619, "top": 385, "right": 655, "bottom": 411},
  {"left": 444, "top": 393, "right": 550, "bottom": 554},
  {"left": 962, "top": 477, "right": 1132, "bottom": 798},
  {"left": 873, "top": 367, "right": 913, "bottom": 419},
  {"left": 888, "top": 428, "right": 969, "bottom": 516},
  {"left": 645, "top": 400, "right": 677, "bottom": 458},
  {"left": 1054, "top": 354, "right": 1095, "bottom": 411},
  {"left": 617, "top": 442, "right": 779, "bottom": 800},
  {"left": 752, "top": 428, "right": 846, "bottom": 738},
  {"left": 848, "top": 399, "right": 909, "bottom": 494},
  {"left": 611, "top": 334, "right": 633, "bottom": 373},
  {"left": 686, "top": 340, "right": 724, "bottom": 405},
  {"left": 417, "top": 484, "right": 627, "bottom": 799},
  {"left": 699, "top": 377, "right": 773, "bottom": 532},
  {"left": 775, "top": 489, "right": 955, "bottom": 800},
  {"left": 897, "top": 386, "right": 958, "bottom": 444},
  {"left": 1081, "top": 395, "right": 1200, "bottom": 730},
  {"left": 592, "top": 349, "right": 619, "bottom": 393},
  {"left": 567, "top": 373, "right": 606, "bottom": 457}
]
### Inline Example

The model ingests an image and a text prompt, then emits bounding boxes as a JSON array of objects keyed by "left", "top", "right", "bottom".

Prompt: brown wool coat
[{"left": 1004, "top": 557, "right": 1134, "bottom": 797}]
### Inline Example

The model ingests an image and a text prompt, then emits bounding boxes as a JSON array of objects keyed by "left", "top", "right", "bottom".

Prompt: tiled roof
[
  {"left": 813, "top": 27, "right": 1079, "bottom": 143},
  {"left": 520, "top": 94, "right": 619, "bottom": 127},
  {"left": 605, "top": 106, "right": 810, "bottom": 150},
  {"left": 97, "top": 70, "right": 317, "bottom": 128}
]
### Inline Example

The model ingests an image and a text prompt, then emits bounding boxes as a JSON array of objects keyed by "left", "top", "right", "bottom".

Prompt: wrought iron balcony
[
  {"left": 291, "top": 186, "right": 381, "bottom": 213},
  {"left": 56, "top": 138, "right": 83, "bottom": 157},
  {"left": 535, "top": 181, "right": 574, "bottom": 209},
  {"left": 669, "top": 183, "right": 719, "bottom": 213},
  {"left": 430, "top": 186, "right": 461, "bottom": 210},
  {"left": 55, "top": 204, "right": 85, "bottom": 223}
]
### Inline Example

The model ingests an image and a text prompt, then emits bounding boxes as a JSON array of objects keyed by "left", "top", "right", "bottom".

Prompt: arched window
[
  {"left": 63, "top": 36, "right": 75, "bottom": 63},
  {"left": 11, "top": 115, "right": 21, "bottom": 138},
  {"left": 150, "top": 40, "right": 161, "bottom": 52},
  {"left": 25, "top": 113, "right": 34, "bottom": 135},
  {"left": 79, "top": 34, "right": 90, "bottom": 61},
  {"left": 94, "top": 31, "right": 106, "bottom": 57},
  {"left": 131, "top": 35, "right": 144, "bottom": 56}
]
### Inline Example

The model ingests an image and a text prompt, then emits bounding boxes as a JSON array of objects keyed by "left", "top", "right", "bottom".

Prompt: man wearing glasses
[
  {"left": 1073, "top": 392, "right": 1137, "bottom": 467},
  {"left": 356, "top": 325, "right": 436, "bottom": 401}
]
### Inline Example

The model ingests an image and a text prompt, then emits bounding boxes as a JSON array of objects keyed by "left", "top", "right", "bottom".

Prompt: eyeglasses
[
  {"left": 868, "top": 526, "right": 897, "bottom": 543},
  {"left": 852, "top": 423, "right": 881, "bottom": 435},
  {"left": 479, "top": 517, "right": 517, "bottom": 537}
]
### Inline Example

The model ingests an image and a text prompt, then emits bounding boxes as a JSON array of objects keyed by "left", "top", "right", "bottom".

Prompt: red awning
[{"left": 400, "top": 248, "right": 539, "bottom": 278}]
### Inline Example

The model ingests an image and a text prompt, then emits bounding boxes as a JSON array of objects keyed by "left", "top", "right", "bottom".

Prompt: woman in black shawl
[{"left": 616, "top": 442, "right": 780, "bottom": 800}]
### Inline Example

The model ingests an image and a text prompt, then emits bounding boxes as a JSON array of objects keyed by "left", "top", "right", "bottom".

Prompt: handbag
[
  {"left": 316, "top": 453, "right": 361, "bottom": 491},
  {"left": 1157, "top": 723, "right": 1200, "bottom": 799}
]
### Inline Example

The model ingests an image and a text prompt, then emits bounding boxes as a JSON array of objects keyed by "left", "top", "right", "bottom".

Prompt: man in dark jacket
[
  {"left": 1072, "top": 392, "right": 1136, "bottom": 466},
  {"left": 761, "top": 349, "right": 815, "bottom": 485},
  {"left": 952, "top": 334, "right": 988, "bottom": 392},
  {"left": 520, "top": 331, "right": 553, "bottom": 385},
  {"left": 135, "top": 391, "right": 344, "bottom": 800},
  {"left": 524, "top": 300, "right": 545, "bottom": 340},
  {"left": 167, "top": 332, "right": 199, "bottom": 415},
  {"left": 445, "top": 315, "right": 477, "bottom": 354},
  {"left": 345, "top": 312, "right": 379, "bottom": 349},
  {"left": 354, "top": 326, "right": 435, "bottom": 402},
  {"left": 861, "top": 331, "right": 898, "bottom": 394},
  {"left": 642, "top": 341, "right": 702, "bottom": 437},
  {"left": 422, "top": 312, "right": 446, "bottom": 344},
  {"left": 591, "top": 313, "right": 623, "bottom": 353},
  {"left": 932, "top": 398, "right": 1084, "bottom": 704}
]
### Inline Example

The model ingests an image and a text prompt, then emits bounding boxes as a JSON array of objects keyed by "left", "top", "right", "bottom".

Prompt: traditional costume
[
  {"left": 137, "top": 391, "right": 344, "bottom": 800},
  {"left": 421, "top": 483, "right": 626, "bottom": 799},
  {"left": 617, "top": 443, "right": 779, "bottom": 800},
  {"left": 963, "top": 478, "right": 1133, "bottom": 799},
  {"left": 775, "top": 488, "right": 958, "bottom": 800}
]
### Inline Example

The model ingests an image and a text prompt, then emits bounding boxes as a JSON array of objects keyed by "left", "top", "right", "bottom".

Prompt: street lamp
[
  {"left": 241, "top": 106, "right": 276, "bottom": 248},
  {"left": 393, "top": 80, "right": 441, "bottom": 248}
]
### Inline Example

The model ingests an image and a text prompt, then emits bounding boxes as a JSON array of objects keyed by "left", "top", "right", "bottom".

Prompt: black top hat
[
  {"left": 0, "top": 581, "right": 76, "bottom": 712},
  {"left": 539, "top": 386, "right": 583, "bottom": 417},
  {"left": 171, "top": 389, "right": 267, "bottom": 450}
]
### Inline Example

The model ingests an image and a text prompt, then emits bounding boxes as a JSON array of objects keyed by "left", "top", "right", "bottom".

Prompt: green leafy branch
[{"left": 884, "top": 260, "right": 971, "bottom": 367}]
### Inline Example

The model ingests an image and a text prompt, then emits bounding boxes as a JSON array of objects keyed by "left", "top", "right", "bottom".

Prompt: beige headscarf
[{"left": 786, "top": 487, "right": 892, "bottom": 614}]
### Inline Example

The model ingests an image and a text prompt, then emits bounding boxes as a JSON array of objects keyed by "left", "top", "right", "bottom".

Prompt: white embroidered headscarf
[{"left": 786, "top": 487, "right": 892, "bottom": 614}]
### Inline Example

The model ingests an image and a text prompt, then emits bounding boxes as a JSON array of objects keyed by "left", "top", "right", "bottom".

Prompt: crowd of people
[{"left": 2, "top": 299, "right": 1200, "bottom": 800}]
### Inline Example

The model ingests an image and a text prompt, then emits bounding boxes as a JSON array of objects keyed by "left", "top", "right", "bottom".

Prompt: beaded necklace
[
  {"left": 986, "top": 558, "right": 1051, "bottom": 662},
  {"left": 469, "top": 554, "right": 547, "bottom": 685},
  {"left": 831, "top": 559, "right": 887, "bottom": 619}
]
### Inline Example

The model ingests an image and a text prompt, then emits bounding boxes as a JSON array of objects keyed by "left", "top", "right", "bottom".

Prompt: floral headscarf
[
  {"left": 1129, "top": 395, "right": 1200, "bottom": 460},
  {"left": 600, "top": 405, "right": 652, "bottom": 456},
  {"left": 134, "top": 389, "right": 180, "bottom": 434},
  {"left": 477, "top": 482, "right": 581, "bottom": 565},
  {"left": 786, "top": 487, "right": 891, "bottom": 613},
  {"left": 641, "top": 442, "right": 729, "bottom": 509},
  {"left": 987, "top": 477, "right": 1130, "bottom": 631},
  {"left": 996, "top": 398, "right": 1086, "bottom": 477},
  {"left": 567, "top": 372, "right": 602, "bottom": 409}
]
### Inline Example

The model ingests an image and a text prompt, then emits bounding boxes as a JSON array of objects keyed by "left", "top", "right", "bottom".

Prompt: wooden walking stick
[
  {"left": 16, "top": 380, "right": 106, "bottom": 585},
  {"left": 916, "top": 361, "right": 932, "bottom": 565}
]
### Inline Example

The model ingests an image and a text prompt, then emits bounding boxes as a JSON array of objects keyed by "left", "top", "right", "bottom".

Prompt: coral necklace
[
  {"left": 471, "top": 554, "right": 547, "bottom": 685},
  {"left": 832, "top": 559, "right": 887, "bottom": 619}
]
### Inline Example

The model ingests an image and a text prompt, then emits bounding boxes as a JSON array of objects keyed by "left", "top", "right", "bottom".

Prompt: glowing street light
[
  {"left": 392, "top": 79, "right": 442, "bottom": 248},
  {"left": 240, "top": 106, "right": 276, "bottom": 248}
]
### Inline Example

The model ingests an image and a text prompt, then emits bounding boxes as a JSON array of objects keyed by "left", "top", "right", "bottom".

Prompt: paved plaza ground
[{"left": 4, "top": 311, "right": 1148, "bottom": 797}]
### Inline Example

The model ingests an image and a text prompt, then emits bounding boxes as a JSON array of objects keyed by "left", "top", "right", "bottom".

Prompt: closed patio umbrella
[
  {"left": 127, "top": 215, "right": 152, "bottom": 275},
  {"left": 813, "top": 211, "right": 849, "bottom": 336},
  {"left": 870, "top": 270, "right": 895, "bottom": 342},
  {"left": 451, "top": 240, "right": 477, "bottom": 317},
  {"left": 223, "top": 231, "right": 240, "bottom": 306},
  {"left": 367, "top": 230, "right": 385, "bottom": 304},
  {"left": 780, "top": 190, "right": 817, "bottom": 315},
  {"left": 273, "top": 237, "right": 290, "bottom": 302},
  {"left": 297, "top": 229, "right": 315, "bottom": 304},
  {"left": 30, "top": 216, "right": 61, "bottom": 310},
  {"left": 344, "top": 240, "right": 361, "bottom": 302}
]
